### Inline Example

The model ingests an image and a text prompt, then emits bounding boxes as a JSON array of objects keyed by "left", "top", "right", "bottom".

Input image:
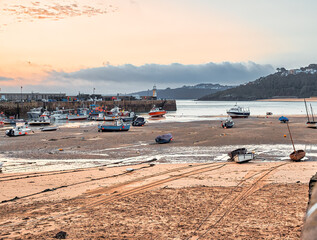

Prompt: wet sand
[{"left": 1, "top": 116, "right": 317, "bottom": 239}]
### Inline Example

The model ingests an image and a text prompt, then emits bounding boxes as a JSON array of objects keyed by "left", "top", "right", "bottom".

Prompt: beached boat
[
  {"left": 40, "top": 126, "right": 58, "bottom": 132},
  {"left": 132, "top": 117, "right": 146, "bottom": 126},
  {"left": 221, "top": 117, "right": 234, "bottom": 128},
  {"left": 5, "top": 125, "right": 31, "bottom": 137},
  {"left": 279, "top": 116, "right": 289, "bottom": 123},
  {"left": 155, "top": 133, "right": 173, "bottom": 144},
  {"left": 290, "top": 150, "right": 306, "bottom": 162},
  {"left": 149, "top": 106, "right": 166, "bottom": 117},
  {"left": 227, "top": 105, "right": 250, "bottom": 118},
  {"left": 304, "top": 99, "right": 317, "bottom": 128},
  {"left": 228, "top": 148, "right": 247, "bottom": 160},
  {"left": 68, "top": 108, "right": 89, "bottom": 121},
  {"left": 51, "top": 109, "right": 70, "bottom": 120},
  {"left": 233, "top": 152, "right": 255, "bottom": 163},
  {"left": 286, "top": 122, "right": 305, "bottom": 161},
  {"left": 98, "top": 119, "right": 130, "bottom": 132}
]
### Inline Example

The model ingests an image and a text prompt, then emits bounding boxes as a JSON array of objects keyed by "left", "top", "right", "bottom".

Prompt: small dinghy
[
  {"left": 155, "top": 133, "right": 173, "bottom": 144},
  {"left": 286, "top": 122, "right": 305, "bottom": 161},
  {"left": 290, "top": 150, "right": 306, "bottom": 162},
  {"left": 221, "top": 117, "right": 234, "bottom": 128},
  {"left": 40, "top": 126, "right": 58, "bottom": 132},
  {"left": 228, "top": 148, "right": 254, "bottom": 163},
  {"left": 233, "top": 152, "right": 255, "bottom": 163},
  {"left": 279, "top": 116, "right": 289, "bottom": 123}
]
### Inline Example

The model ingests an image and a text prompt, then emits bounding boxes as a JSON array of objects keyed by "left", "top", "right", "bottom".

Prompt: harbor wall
[{"left": 0, "top": 100, "right": 177, "bottom": 118}]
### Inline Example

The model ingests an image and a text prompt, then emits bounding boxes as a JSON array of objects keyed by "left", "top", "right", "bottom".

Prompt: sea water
[{"left": 146, "top": 99, "right": 315, "bottom": 123}]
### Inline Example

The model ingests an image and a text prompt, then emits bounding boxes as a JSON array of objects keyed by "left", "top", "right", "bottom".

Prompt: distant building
[{"left": 0, "top": 92, "right": 66, "bottom": 102}]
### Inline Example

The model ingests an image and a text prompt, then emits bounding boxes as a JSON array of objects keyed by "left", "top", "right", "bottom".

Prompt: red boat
[{"left": 149, "top": 106, "right": 166, "bottom": 117}]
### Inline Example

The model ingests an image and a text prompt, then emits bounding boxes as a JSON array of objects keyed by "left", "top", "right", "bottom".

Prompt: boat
[
  {"left": 51, "top": 109, "right": 70, "bottom": 120},
  {"left": 155, "top": 133, "right": 173, "bottom": 144},
  {"left": 149, "top": 105, "right": 167, "bottom": 117},
  {"left": 226, "top": 105, "right": 250, "bottom": 118},
  {"left": 221, "top": 117, "right": 234, "bottom": 128},
  {"left": 68, "top": 108, "right": 89, "bottom": 121},
  {"left": 28, "top": 115, "right": 51, "bottom": 125},
  {"left": 290, "top": 150, "right": 306, "bottom": 162},
  {"left": 279, "top": 116, "right": 289, "bottom": 123},
  {"left": 228, "top": 148, "right": 247, "bottom": 160},
  {"left": 286, "top": 121, "right": 305, "bottom": 161},
  {"left": 101, "top": 107, "right": 135, "bottom": 122},
  {"left": 27, "top": 107, "right": 44, "bottom": 119},
  {"left": 228, "top": 148, "right": 254, "bottom": 163},
  {"left": 233, "top": 152, "right": 255, "bottom": 163},
  {"left": 304, "top": 99, "right": 317, "bottom": 128},
  {"left": 40, "top": 126, "right": 58, "bottom": 131},
  {"left": 132, "top": 117, "right": 146, "bottom": 126},
  {"left": 98, "top": 119, "right": 130, "bottom": 132},
  {"left": 5, "top": 125, "right": 31, "bottom": 137},
  {"left": 89, "top": 105, "right": 106, "bottom": 118}
]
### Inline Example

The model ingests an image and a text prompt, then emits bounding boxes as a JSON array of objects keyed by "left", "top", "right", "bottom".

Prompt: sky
[{"left": 1, "top": 0, "right": 317, "bottom": 95}]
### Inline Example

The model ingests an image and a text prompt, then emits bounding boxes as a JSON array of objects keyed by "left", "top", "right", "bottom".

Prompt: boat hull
[
  {"left": 227, "top": 112, "right": 250, "bottom": 118},
  {"left": 233, "top": 153, "right": 254, "bottom": 163},
  {"left": 290, "top": 150, "right": 305, "bottom": 161},
  {"left": 306, "top": 122, "right": 317, "bottom": 128},
  {"left": 98, "top": 125, "right": 130, "bottom": 132},
  {"left": 149, "top": 111, "right": 166, "bottom": 117}
]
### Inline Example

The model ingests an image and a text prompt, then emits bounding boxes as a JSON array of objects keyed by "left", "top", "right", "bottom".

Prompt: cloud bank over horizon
[
  {"left": 1, "top": 61, "right": 275, "bottom": 94},
  {"left": 42, "top": 61, "right": 274, "bottom": 94}
]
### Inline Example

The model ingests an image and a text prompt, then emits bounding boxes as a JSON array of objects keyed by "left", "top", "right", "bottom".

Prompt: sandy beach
[{"left": 1, "top": 116, "right": 317, "bottom": 239}]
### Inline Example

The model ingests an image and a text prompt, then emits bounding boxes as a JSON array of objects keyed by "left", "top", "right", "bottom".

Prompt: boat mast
[
  {"left": 304, "top": 99, "right": 310, "bottom": 122},
  {"left": 310, "top": 104, "right": 315, "bottom": 122},
  {"left": 286, "top": 122, "right": 296, "bottom": 152}
]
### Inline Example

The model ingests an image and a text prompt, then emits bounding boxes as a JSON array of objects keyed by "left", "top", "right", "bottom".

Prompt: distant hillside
[
  {"left": 199, "top": 64, "right": 317, "bottom": 101},
  {"left": 132, "top": 83, "right": 232, "bottom": 99}
]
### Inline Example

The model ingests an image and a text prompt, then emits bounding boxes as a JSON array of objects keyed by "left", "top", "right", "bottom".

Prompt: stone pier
[{"left": 0, "top": 100, "right": 177, "bottom": 118}]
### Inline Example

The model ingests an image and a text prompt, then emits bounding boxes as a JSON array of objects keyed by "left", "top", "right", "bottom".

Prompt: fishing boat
[
  {"left": 51, "top": 109, "right": 70, "bottom": 120},
  {"left": 221, "top": 117, "right": 234, "bottom": 128},
  {"left": 89, "top": 105, "right": 106, "bottom": 118},
  {"left": 304, "top": 99, "right": 317, "bottom": 128},
  {"left": 5, "top": 125, "right": 31, "bottom": 137},
  {"left": 98, "top": 119, "right": 130, "bottom": 132},
  {"left": 226, "top": 105, "right": 250, "bottom": 118},
  {"left": 149, "top": 106, "right": 166, "bottom": 117},
  {"left": 155, "top": 133, "right": 173, "bottom": 144},
  {"left": 286, "top": 122, "right": 305, "bottom": 161},
  {"left": 68, "top": 108, "right": 89, "bottom": 120}
]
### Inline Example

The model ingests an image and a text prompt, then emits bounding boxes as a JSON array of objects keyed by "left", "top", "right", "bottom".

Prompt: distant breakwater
[{"left": 0, "top": 100, "right": 177, "bottom": 118}]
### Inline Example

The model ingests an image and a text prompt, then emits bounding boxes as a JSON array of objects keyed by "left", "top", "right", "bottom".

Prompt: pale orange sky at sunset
[{"left": 1, "top": 0, "right": 317, "bottom": 94}]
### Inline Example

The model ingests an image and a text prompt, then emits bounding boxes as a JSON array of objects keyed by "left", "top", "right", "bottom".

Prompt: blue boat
[
  {"left": 155, "top": 133, "right": 173, "bottom": 144},
  {"left": 98, "top": 120, "right": 130, "bottom": 132},
  {"left": 279, "top": 116, "right": 289, "bottom": 123}
]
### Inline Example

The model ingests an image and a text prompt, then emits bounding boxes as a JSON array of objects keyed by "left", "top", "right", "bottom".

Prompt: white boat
[
  {"left": 68, "top": 108, "right": 89, "bottom": 121},
  {"left": 233, "top": 152, "right": 255, "bottom": 163},
  {"left": 51, "top": 110, "right": 69, "bottom": 120},
  {"left": 5, "top": 125, "right": 31, "bottom": 137},
  {"left": 227, "top": 105, "right": 250, "bottom": 118}
]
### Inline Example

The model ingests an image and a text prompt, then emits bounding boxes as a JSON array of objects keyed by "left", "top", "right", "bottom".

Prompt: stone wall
[{"left": 0, "top": 100, "right": 177, "bottom": 118}]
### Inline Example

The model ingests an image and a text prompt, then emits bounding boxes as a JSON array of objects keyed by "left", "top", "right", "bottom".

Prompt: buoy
[
  {"left": 59, "top": 148, "right": 63, "bottom": 151},
  {"left": 284, "top": 134, "right": 287, "bottom": 138}
]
